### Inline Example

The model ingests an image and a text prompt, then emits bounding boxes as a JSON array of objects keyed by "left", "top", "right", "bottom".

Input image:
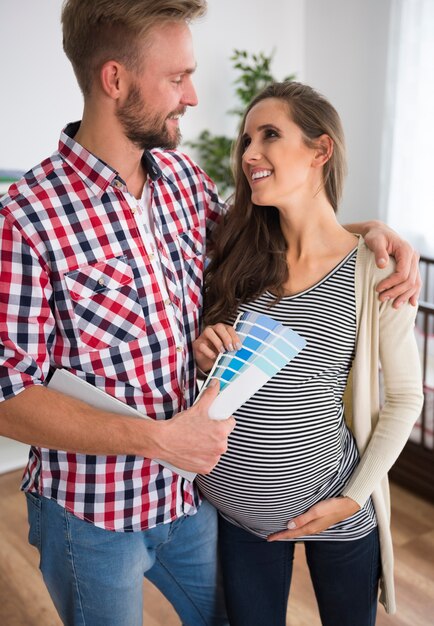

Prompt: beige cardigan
[{"left": 342, "top": 237, "right": 424, "bottom": 613}]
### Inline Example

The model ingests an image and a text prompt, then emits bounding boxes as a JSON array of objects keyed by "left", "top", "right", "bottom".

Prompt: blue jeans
[
  {"left": 219, "top": 515, "right": 381, "bottom": 626},
  {"left": 26, "top": 492, "right": 228, "bottom": 626}
]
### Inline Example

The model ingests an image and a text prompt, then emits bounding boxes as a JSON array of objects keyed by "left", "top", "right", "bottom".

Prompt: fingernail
[
  {"left": 287, "top": 521, "right": 296, "bottom": 529},
  {"left": 378, "top": 258, "right": 387, "bottom": 266},
  {"left": 228, "top": 343, "right": 234, "bottom": 352},
  {"left": 209, "top": 378, "right": 218, "bottom": 387},
  {"left": 235, "top": 342, "right": 242, "bottom": 350}
]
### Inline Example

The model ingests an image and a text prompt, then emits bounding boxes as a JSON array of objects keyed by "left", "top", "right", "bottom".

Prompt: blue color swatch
[{"left": 204, "top": 311, "right": 307, "bottom": 391}]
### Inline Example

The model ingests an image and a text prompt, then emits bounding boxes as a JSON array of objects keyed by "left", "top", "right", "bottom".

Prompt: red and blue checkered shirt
[{"left": 0, "top": 122, "right": 225, "bottom": 531}]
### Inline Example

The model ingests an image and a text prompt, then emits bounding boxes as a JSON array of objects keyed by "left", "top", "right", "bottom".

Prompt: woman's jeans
[
  {"left": 219, "top": 515, "right": 381, "bottom": 626},
  {"left": 26, "top": 492, "right": 228, "bottom": 626}
]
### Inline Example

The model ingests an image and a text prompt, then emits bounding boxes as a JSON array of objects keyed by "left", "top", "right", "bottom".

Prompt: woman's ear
[{"left": 312, "top": 134, "right": 334, "bottom": 167}]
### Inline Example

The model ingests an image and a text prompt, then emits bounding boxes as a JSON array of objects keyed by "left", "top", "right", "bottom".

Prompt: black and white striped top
[{"left": 197, "top": 249, "right": 377, "bottom": 540}]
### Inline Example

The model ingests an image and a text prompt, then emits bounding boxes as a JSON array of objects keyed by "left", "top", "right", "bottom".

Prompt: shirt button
[
  {"left": 176, "top": 346, "right": 183, "bottom": 353},
  {"left": 114, "top": 180, "right": 122, "bottom": 189},
  {"left": 165, "top": 298, "right": 171, "bottom": 306},
  {"left": 131, "top": 206, "right": 136, "bottom": 214},
  {"left": 149, "top": 254, "right": 155, "bottom": 261},
  {"left": 98, "top": 278, "right": 105, "bottom": 286}
]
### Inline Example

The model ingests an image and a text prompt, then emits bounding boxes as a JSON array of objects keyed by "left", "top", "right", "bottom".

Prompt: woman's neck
[{"left": 275, "top": 197, "right": 358, "bottom": 296}]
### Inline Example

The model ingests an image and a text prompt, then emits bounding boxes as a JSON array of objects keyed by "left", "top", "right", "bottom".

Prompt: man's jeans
[{"left": 26, "top": 492, "right": 227, "bottom": 626}]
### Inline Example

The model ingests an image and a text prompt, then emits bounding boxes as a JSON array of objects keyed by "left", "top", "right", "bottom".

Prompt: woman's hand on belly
[{"left": 267, "top": 496, "right": 361, "bottom": 541}]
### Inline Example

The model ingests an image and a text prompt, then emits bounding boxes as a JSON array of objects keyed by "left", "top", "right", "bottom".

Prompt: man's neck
[{"left": 74, "top": 110, "right": 147, "bottom": 199}]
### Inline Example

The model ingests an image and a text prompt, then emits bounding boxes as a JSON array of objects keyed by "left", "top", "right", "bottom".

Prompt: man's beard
[{"left": 116, "top": 83, "right": 183, "bottom": 150}]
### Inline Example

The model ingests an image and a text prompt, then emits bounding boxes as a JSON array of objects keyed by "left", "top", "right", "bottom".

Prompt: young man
[{"left": 0, "top": 1, "right": 421, "bottom": 625}]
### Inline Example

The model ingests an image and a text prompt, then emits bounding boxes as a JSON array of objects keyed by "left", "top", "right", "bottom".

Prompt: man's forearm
[{"left": 0, "top": 385, "right": 162, "bottom": 458}]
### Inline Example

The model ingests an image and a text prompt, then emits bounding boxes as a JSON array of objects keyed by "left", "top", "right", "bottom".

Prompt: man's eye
[{"left": 172, "top": 77, "right": 182, "bottom": 85}]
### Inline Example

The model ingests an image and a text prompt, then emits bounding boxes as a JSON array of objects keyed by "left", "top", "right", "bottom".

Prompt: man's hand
[
  {"left": 347, "top": 220, "right": 422, "bottom": 307},
  {"left": 157, "top": 380, "right": 235, "bottom": 474},
  {"left": 267, "top": 497, "right": 360, "bottom": 541},
  {"left": 193, "top": 323, "right": 242, "bottom": 374}
]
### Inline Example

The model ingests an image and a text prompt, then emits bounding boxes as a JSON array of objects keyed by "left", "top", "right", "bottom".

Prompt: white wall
[
  {"left": 0, "top": 437, "right": 29, "bottom": 474},
  {"left": 0, "top": 0, "right": 304, "bottom": 171},
  {"left": 0, "top": 1, "right": 83, "bottom": 171},
  {"left": 304, "top": 0, "right": 392, "bottom": 224},
  {"left": 0, "top": 0, "right": 395, "bottom": 216},
  {"left": 185, "top": 0, "right": 305, "bottom": 142}
]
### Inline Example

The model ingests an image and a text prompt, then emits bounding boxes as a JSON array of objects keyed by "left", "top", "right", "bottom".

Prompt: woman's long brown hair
[{"left": 203, "top": 81, "right": 347, "bottom": 326}]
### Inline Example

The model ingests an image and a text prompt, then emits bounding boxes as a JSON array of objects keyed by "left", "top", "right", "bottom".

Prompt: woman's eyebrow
[{"left": 257, "top": 123, "right": 280, "bottom": 132}]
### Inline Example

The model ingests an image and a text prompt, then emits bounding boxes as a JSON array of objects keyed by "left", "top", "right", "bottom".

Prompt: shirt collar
[
  {"left": 143, "top": 151, "right": 163, "bottom": 182},
  {"left": 59, "top": 122, "right": 163, "bottom": 198}
]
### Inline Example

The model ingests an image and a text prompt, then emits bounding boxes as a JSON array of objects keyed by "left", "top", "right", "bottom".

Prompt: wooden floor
[{"left": 0, "top": 469, "right": 433, "bottom": 625}]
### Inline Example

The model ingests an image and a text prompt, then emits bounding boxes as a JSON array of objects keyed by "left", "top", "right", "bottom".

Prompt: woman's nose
[{"left": 242, "top": 143, "right": 261, "bottom": 163}]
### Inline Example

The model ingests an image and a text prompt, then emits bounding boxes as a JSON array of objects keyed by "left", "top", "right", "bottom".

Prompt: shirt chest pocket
[
  {"left": 176, "top": 229, "right": 204, "bottom": 313},
  {"left": 64, "top": 256, "right": 147, "bottom": 351}
]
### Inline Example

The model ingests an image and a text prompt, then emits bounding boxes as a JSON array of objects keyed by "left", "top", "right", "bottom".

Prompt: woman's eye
[
  {"left": 242, "top": 137, "right": 251, "bottom": 151},
  {"left": 264, "top": 128, "right": 279, "bottom": 139}
]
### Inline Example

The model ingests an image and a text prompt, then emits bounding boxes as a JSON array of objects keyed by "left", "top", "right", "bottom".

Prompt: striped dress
[{"left": 197, "top": 249, "right": 377, "bottom": 540}]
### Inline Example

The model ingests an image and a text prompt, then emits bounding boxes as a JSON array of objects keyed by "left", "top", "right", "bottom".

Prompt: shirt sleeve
[
  {"left": 201, "top": 170, "right": 228, "bottom": 247},
  {"left": 0, "top": 213, "right": 54, "bottom": 401},
  {"left": 342, "top": 296, "right": 424, "bottom": 506}
]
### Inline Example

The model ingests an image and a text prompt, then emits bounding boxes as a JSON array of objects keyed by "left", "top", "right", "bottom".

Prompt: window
[{"left": 381, "top": 0, "right": 434, "bottom": 256}]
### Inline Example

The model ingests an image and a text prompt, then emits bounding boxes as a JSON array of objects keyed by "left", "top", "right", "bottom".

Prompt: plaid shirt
[{"left": 0, "top": 123, "right": 224, "bottom": 531}]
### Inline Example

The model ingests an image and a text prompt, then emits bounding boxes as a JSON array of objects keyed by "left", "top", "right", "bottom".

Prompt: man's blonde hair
[{"left": 62, "top": 0, "right": 207, "bottom": 96}]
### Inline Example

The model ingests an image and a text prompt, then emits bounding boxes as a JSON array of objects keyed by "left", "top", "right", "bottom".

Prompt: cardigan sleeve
[{"left": 341, "top": 284, "right": 424, "bottom": 507}]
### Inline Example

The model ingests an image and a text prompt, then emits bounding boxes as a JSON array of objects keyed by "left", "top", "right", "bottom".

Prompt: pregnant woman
[{"left": 193, "top": 81, "right": 423, "bottom": 626}]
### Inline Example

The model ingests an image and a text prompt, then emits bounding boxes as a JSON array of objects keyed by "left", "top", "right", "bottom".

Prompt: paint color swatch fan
[{"left": 198, "top": 311, "right": 307, "bottom": 420}]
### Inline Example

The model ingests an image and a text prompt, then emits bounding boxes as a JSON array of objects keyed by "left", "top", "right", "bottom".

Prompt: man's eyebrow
[{"left": 174, "top": 63, "right": 197, "bottom": 76}]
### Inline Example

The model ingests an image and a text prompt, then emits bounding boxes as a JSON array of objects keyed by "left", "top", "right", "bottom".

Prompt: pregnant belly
[{"left": 196, "top": 441, "right": 343, "bottom": 538}]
